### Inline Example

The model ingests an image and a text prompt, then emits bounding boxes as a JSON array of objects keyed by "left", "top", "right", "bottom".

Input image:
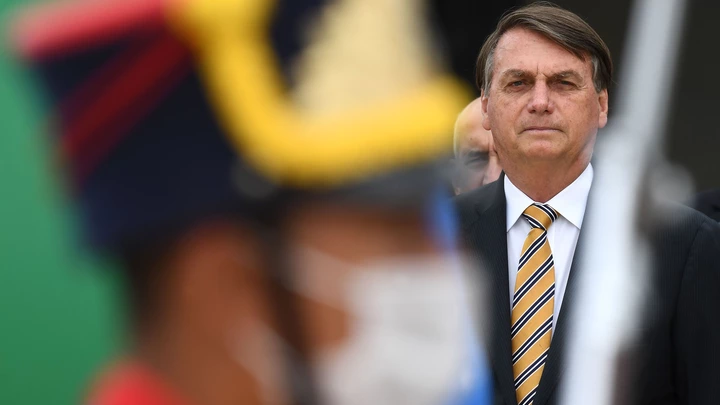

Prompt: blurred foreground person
[
  {"left": 10, "top": 1, "right": 487, "bottom": 405},
  {"left": 455, "top": 3, "right": 720, "bottom": 405},
  {"left": 452, "top": 98, "right": 502, "bottom": 195}
]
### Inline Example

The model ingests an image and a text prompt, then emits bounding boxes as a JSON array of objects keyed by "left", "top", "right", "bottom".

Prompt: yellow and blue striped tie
[{"left": 511, "top": 203, "right": 559, "bottom": 405}]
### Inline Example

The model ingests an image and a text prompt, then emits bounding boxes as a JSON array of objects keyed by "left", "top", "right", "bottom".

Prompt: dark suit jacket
[
  {"left": 692, "top": 189, "right": 720, "bottom": 222},
  {"left": 454, "top": 176, "right": 720, "bottom": 405}
]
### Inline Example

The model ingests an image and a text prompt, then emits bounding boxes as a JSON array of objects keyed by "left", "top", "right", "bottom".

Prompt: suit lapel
[{"left": 465, "top": 179, "right": 517, "bottom": 405}]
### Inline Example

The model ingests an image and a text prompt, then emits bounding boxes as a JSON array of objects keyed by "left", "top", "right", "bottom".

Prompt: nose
[{"left": 527, "top": 81, "right": 553, "bottom": 114}]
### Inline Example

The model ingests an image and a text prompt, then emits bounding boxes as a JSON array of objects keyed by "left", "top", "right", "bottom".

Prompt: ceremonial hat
[{"left": 10, "top": 0, "right": 470, "bottom": 250}]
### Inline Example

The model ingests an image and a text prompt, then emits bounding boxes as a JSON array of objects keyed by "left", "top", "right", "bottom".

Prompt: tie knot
[{"left": 522, "top": 203, "right": 559, "bottom": 230}]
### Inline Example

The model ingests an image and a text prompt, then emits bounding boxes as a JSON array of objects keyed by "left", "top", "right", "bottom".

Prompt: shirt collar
[{"left": 504, "top": 163, "right": 594, "bottom": 231}]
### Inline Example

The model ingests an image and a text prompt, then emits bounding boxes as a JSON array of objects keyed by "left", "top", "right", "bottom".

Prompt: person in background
[
  {"left": 455, "top": 3, "right": 720, "bottom": 405},
  {"left": 10, "top": 1, "right": 489, "bottom": 405},
  {"left": 452, "top": 98, "right": 503, "bottom": 195}
]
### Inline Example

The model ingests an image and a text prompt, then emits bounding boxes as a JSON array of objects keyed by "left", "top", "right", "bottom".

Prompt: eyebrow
[
  {"left": 498, "top": 69, "right": 585, "bottom": 82},
  {"left": 499, "top": 69, "right": 529, "bottom": 80},
  {"left": 550, "top": 70, "right": 584, "bottom": 82}
]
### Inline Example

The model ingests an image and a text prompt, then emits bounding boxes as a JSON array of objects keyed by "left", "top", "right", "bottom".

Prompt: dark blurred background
[{"left": 554, "top": 0, "right": 718, "bottom": 192}]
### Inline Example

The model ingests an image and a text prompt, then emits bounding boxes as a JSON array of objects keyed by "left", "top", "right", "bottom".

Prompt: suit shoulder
[
  {"left": 655, "top": 202, "right": 718, "bottom": 232},
  {"left": 651, "top": 201, "right": 720, "bottom": 255},
  {"left": 694, "top": 188, "right": 720, "bottom": 206},
  {"left": 453, "top": 180, "right": 502, "bottom": 228},
  {"left": 692, "top": 188, "right": 720, "bottom": 221}
]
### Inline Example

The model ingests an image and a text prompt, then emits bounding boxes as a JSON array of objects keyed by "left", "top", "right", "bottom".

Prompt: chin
[{"left": 520, "top": 143, "right": 565, "bottom": 160}]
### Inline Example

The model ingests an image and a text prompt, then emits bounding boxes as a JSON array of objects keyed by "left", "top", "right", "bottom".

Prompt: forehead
[
  {"left": 459, "top": 126, "right": 491, "bottom": 153},
  {"left": 493, "top": 28, "right": 592, "bottom": 78}
]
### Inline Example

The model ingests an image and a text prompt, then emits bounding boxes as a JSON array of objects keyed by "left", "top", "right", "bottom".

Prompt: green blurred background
[{"left": 0, "top": 1, "right": 123, "bottom": 404}]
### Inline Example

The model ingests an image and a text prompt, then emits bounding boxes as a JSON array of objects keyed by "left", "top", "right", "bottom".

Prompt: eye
[
  {"left": 505, "top": 80, "right": 527, "bottom": 91},
  {"left": 556, "top": 80, "right": 577, "bottom": 89},
  {"left": 465, "top": 155, "right": 489, "bottom": 168}
]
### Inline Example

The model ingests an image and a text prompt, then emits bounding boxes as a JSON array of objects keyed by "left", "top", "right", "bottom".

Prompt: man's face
[
  {"left": 454, "top": 124, "right": 502, "bottom": 194},
  {"left": 288, "top": 203, "right": 443, "bottom": 349},
  {"left": 482, "top": 28, "right": 608, "bottom": 168},
  {"left": 286, "top": 202, "right": 474, "bottom": 405}
]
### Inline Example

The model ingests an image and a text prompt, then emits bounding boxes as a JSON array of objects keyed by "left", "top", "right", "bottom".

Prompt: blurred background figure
[
  {"left": 3, "top": 1, "right": 495, "bottom": 405},
  {"left": 452, "top": 98, "right": 503, "bottom": 195}
]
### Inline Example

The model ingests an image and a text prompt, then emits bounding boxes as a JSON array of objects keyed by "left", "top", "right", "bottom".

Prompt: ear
[
  {"left": 484, "top": 142, "right": 503, "bottom": 185},
  {"left": 449, "top": 158, "right": 463, "bottom": 196},
  {"left": 481, "top": 93, "right": 491, "bottom": 131},
  {"left": 597, "top": 88, "right": 609, "bottom": 129}
]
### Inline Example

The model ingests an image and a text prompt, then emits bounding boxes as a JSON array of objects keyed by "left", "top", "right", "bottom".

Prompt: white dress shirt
[{"left": 505, "top": 164, "right": 593, "bottom": 331}]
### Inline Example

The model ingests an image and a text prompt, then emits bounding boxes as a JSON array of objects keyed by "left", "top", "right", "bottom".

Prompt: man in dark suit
[{"left": 455, "top": 3, "right": 720, "bottom": 405}]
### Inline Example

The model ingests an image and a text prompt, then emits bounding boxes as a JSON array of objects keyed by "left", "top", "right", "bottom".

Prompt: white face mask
[{"left": 290, "top": 247, "right": 481, "bottom": 405}]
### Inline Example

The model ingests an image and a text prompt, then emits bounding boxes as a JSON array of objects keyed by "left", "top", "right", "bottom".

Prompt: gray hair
[{"left": 476, "top": 2, "right": 612, "bottom": 94}]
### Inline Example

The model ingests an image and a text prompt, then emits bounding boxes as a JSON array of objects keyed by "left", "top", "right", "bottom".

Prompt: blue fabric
[
  {"left": 77, "top": 69, "right": 247, "bottom": 249},
  {"left": 426, "top": 189, "right": 492, "bottom": 405}
]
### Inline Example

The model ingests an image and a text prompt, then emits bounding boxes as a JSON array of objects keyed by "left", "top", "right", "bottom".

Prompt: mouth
[{"left": 522, "top": 126, "right": 561, "bottom": 134}]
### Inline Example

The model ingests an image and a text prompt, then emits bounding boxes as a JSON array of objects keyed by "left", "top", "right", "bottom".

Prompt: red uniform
[{"left": 86, "top": 360, "right": 190, "bottom": 405}]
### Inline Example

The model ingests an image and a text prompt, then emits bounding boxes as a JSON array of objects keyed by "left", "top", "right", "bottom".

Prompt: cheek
[
  {"left": 487, "top": 110, "right": 509, "bottom": 137},
  {"left": 561, "top": 97, "right": 600, "bottom": 130},
  {"left": 296, "top": 294, "right": 350, "bottom": 353},
  {"left": 468, "top": 168, "right": 485, "bottom": 181},
  {"left": 488, "top": 118, "right": 515, "bottom": 152},
  {"left": 488, "top": 96, "right": 523, "bottom": 133},
  {"left": 467, "top": 170, "right": 486, "bottom": 188}
]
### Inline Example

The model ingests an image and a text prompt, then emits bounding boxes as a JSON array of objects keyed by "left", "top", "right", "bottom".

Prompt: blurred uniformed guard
[{"left": 10, "top": 1, "right": 490, "bottom": 405}]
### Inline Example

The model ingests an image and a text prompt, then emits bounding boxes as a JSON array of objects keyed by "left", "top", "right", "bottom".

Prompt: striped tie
[{"left": 511, "top": 203, "right": 559, "bottom": 405}]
